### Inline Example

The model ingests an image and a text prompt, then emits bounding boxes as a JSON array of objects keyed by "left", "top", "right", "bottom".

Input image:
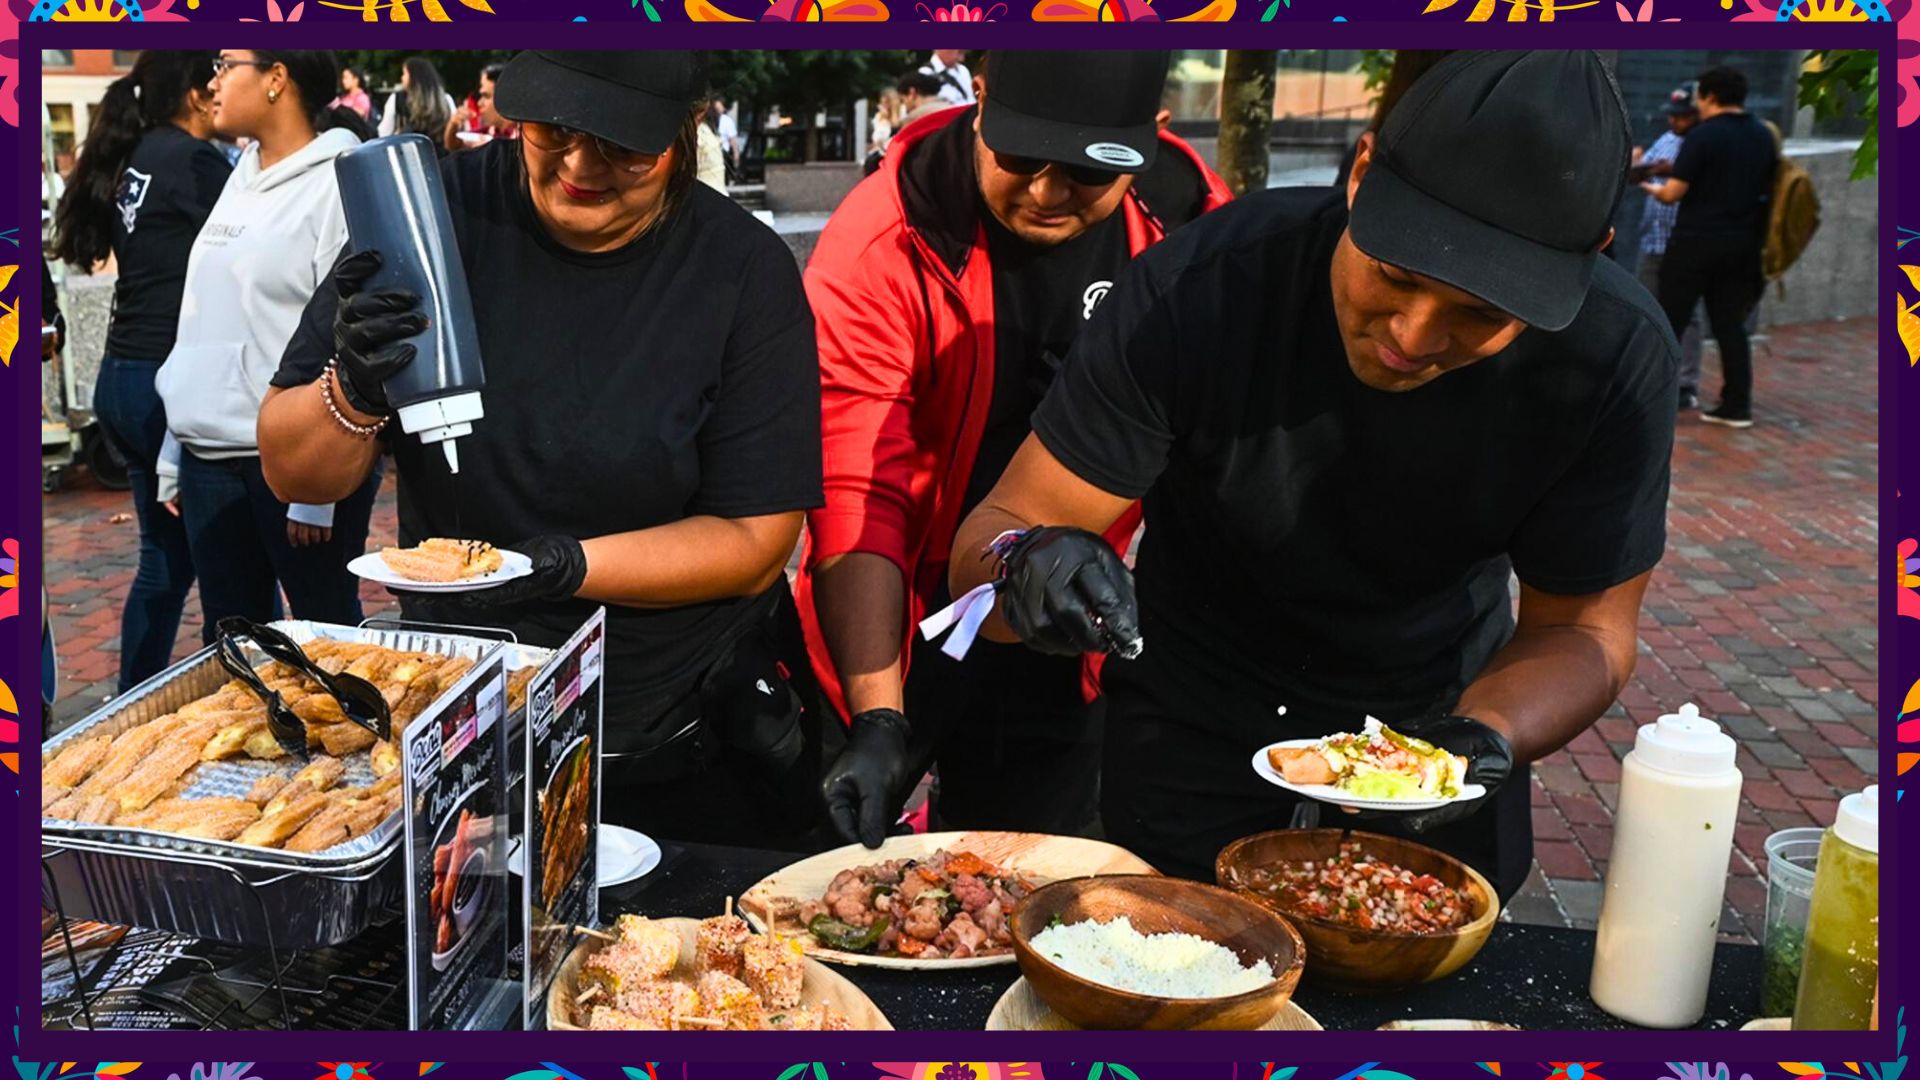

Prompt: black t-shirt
[
  {"left": 1670, "top": 112, "right": 1777, "bottom": 240},
  {"left": 961, "top": 135, "right": 1213, "bottom": 519},
  {"left": 1034, "top": 186, "right": 1676, "bottom": 736},
  {"left": 1035, "top": 189, "right": 1675, "bottom": 889},
  {"left": 967, "top": 207, "right": 1131, "bottom": 516},
  {"left": 104, "top": 126, "right": 232, "bottom": 359},
  {"left": 276, "top": 140, "right": 822, "bottom": 745}
]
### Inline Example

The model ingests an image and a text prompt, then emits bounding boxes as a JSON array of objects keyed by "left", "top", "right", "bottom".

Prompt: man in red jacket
[{"left": 798, "top": 51, "right": 1230, "bottom": 848}]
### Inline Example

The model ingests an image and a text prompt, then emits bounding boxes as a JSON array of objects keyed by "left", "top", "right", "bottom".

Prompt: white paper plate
[
  {"left": 507, "top": 825, "right": 661, "bottom": 889},
  {"left": 1251, "top": 741, "right": 1486, "bottom": 812},
  {"left": 596, "top": 825, "right": 662, "bottom": 887},
  {"left": 348, "top": 549, "right": 532, "bottom": 593},
  {"left": 737, "top": 831, "right": 1157, "bottom": 970}
]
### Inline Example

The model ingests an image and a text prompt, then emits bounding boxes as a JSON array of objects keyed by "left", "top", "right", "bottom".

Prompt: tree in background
[
  {"left": 1798, "top": 49, "right": 1877, "bottom": 181},
  {"left": 711, "top": 50, "right": 911, "bottom": 162},
  {"left": 1217, "top": 50, "right": 1439, "bottom": 199},
  {"left": 1357, "top": 49, "right": 1395, "bottom": 97},
  {"left": 1365, "top": 48, "right": 1877, "bottom": 181},
  {"left": 1216, "top": 51, "right": 1276, "bottom": 197},
  {"left": 332, "top": 51, "right": 919, "bottom": 164}
]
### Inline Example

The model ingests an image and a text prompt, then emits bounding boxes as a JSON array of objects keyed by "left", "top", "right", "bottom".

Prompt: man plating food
[
  {"left": 799, "top": 51, "right": 1229, "bottom": 848},
  {"left": 947, "top": 51, "right": 1678, "bottom": 898}
]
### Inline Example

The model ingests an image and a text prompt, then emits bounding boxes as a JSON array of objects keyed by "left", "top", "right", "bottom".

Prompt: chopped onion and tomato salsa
[{"left": 1241, "top": 843, "right": 1473, "bottom": 934}]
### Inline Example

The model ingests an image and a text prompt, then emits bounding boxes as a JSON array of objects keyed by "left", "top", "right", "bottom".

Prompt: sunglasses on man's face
[
  {"left": 520, "top": 120, "right": 663, "bottom": 175},
  {"left": 992, "top": 151, "right": 1124, "bottom": 188}
]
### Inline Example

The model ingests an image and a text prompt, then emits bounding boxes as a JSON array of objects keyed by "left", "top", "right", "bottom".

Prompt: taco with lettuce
[{"left": 1267, "top": 718, "right": 1468, "bottom": 800}]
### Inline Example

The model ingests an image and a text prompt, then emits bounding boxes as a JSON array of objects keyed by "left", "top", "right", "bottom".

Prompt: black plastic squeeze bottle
[{"left": 334, "top": 134, "right": 484, "bottom": 474}]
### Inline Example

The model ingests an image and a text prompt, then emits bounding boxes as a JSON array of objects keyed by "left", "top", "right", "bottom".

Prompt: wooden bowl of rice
[
  {"left": 1008, "top": 874, "right": 1305, "bottom": 1030},
  {"left": 1215, "top": 829, "right": 1499, "bottom": 992}
]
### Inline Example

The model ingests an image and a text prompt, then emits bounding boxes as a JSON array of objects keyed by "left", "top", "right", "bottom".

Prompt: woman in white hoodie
[{"left": 156, "top": 49, "right": 381, "bottom": 641}]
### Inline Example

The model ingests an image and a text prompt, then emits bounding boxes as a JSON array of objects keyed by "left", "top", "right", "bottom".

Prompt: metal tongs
[{"left": 214, "top": 617, "right": 393, "bottom": 761}]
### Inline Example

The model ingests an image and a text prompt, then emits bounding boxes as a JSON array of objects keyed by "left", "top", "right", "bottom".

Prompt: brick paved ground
[
  {"left": 1510, "top": 317, "right": 1879, "bottom": 942},
  {"left": 41, "top": 317, "right": 1879, "bottom": 944}
]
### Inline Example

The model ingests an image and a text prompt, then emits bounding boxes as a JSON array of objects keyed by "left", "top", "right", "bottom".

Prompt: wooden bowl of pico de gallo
[{"left": 1215, "top": 829, "right": 1499, "bottom": 991}]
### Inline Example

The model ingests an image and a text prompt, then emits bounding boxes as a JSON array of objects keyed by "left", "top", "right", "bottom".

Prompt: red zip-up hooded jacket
[{"left": 795, "top": 106, "right": 1231, "bottom": 719}]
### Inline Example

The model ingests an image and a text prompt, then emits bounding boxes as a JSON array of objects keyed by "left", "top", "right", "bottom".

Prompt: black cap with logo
[
  {"left": 494, "top": 50, "right": 706, "bottom": 156},
  {"left": 979, "top": 50, "right": 1171, "bottom": 175},
  {"left": 1664, "top": 81, "right": 1699, "bottom": 116},
  {"left": 1348, "top": 50, "right": 1632, "bottom": 332}
]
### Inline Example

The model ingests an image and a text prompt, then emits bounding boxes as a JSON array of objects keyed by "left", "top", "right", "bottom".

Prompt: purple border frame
[{"left": 6, "top": 15, "right": 1905, "bottom": 1071}]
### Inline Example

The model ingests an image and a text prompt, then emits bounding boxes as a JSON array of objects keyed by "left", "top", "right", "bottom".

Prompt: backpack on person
[{"left": 1761, "top": 120, "right": 1821, "bottom": 288}]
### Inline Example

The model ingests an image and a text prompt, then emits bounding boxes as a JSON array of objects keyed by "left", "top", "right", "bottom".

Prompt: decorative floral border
[
  {"left": 0, "top": 5, "right": 1909, "bottom": 1077},
  {"left": 1, "top": 0, "right": 1915, "bottom": 25}
]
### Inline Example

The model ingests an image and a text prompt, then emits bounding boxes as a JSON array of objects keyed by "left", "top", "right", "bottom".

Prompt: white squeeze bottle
[{"left": 1589, "top": 703, "right": 1743, "bottom": 1028}]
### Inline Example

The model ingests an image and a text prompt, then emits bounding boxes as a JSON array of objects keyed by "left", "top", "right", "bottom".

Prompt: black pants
[
  {"left": 905, "top": 631, "right": 1104, "bottom": 837},
  {"left": 1658, "top": 231, "right": 1764, "bottom": 413},
  {"left": 178, "top": 451, "right": 382, "bottom": 640},
  {"left": 92, "top": 355, "right": 196, "bottom": 689}
]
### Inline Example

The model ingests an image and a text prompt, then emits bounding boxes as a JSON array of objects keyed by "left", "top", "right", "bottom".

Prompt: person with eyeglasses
[
  {"left": 153, "top": 49, "right": 379, "bottom": 647},
  {"left": 798, "top": 50, "right": 1229, "bottom": 849},
  {"left": 258, "top": 52, "right": 828, "bottom": 849}
]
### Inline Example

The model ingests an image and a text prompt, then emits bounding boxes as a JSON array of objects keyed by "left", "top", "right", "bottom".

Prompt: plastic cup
[{"left": 1762, "top": 826, "right": 1825, "bottom": 1017}]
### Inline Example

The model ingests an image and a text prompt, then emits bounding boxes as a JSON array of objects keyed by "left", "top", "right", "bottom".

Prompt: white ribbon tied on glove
[
  {"left": 918, "top": 529, "right": 1026, "bottom": 661},
  {"left": 918, "top": 582, "right": 998, "bottom": 661}
]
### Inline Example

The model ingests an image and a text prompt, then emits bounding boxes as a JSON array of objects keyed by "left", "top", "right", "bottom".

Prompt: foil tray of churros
[{"left": 39, "top": 620, "right": 549, "bottom": 950}]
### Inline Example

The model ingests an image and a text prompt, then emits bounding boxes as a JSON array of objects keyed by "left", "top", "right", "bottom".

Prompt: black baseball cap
[
  {"left": 1349, "top": 50, "right": 1631, "bottom": 332},
  {"left": 494, "top": 51, "right": 706, "bottom": 156},
  {"left": 979, "top": 51, "right": 1170, "bottom": 174},
  {"left": 1664, "top": 81, "right": 1699, "bottom": 115}
]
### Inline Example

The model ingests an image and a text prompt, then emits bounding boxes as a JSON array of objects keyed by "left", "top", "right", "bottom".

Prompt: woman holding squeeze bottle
[{"left": 258, "top": 51, "right": 831, "bottom": 848}]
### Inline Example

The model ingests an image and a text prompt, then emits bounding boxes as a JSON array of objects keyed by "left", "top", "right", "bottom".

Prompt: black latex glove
[
  {"left": 331, "top": 249, "right": 426, "bottom": 416},
  {"left": 997, "top": 526, "right": 1141, "bottom": 658},
  {"left": 1353, "top": 714, "right": 1515, "bottom": 833},
  {"left": 821, "top": 707, "right": 912, "bottom": 849},
  {"left": 458, "top": 535, "right": 588, "bottom": 608}
]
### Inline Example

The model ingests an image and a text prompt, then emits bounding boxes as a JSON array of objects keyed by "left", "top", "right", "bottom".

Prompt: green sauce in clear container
[{"left": 1792, "top": 785, "right": 1878, "bottom": 1031}]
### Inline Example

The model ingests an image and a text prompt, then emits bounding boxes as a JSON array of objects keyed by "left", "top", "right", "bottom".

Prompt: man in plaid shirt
[{"left": 1636, "top": 82, "right": 1705, "bottom": 410}]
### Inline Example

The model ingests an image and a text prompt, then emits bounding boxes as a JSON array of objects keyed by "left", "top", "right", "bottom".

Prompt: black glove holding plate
[
  {"left": 1351, "top": 713, "right": 1515, "bottom": 834},
  {"left": 457, "top": 535, "right": 588, "bottom": 608},
  {"left": 821, "top": 707, "right": 912, "bottom": 849},
  {"left": 997, "top": 526, "right": 1142, "bottom": 658},
  {"left": 330, "top": 249, "right": 425, "bottom": 416}
]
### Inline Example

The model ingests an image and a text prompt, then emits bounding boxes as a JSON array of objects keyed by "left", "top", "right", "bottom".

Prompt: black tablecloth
[
  {"left": 605, "top": 840, "right": 1765, "bottom": 1032},
  {"left": 45, "top": 837, "right": 1764, "bottom": 1031}
]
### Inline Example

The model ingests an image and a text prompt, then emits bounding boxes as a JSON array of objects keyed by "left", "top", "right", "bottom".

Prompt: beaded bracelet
[
  {"left": 985, "top": 528, "right": 1028, "bottom": 580},
  {"left": 321, "top": 359, "right": 387, "bottom": 440}
]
